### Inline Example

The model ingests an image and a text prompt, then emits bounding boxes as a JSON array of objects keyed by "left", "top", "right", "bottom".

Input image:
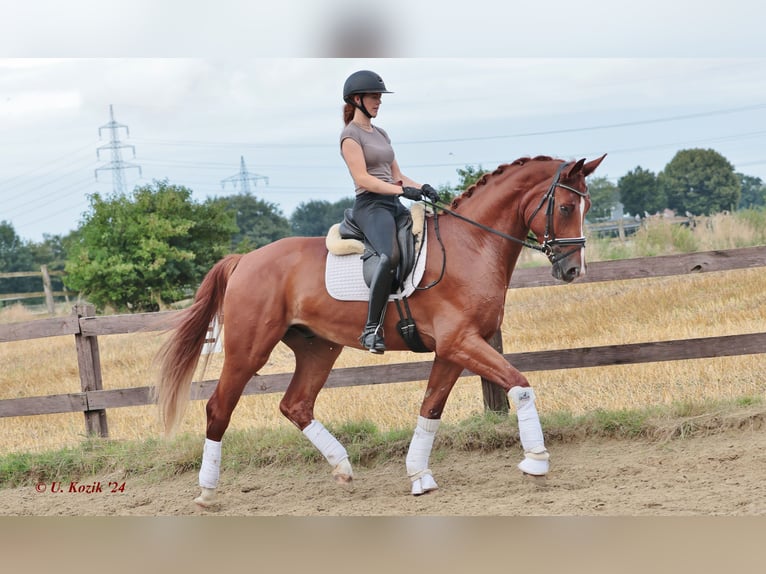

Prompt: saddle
[
  {"left": 339, "top": 209, "right": 416, "bottom": 291},
  {"left": 325, "top": 203, "right": 430, "bottom": 353},
  {"left": 326, "top": 203, "right": 425, "bottom": 291}
]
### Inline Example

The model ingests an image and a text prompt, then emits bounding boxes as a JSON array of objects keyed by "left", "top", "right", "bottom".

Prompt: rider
[{"left": 340, "top": 70, "right": 439, "bottom": 354}]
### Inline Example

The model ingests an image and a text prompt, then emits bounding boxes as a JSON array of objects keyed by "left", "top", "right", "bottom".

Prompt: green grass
[{"left": 1, "top": 395, "right": 762, "bottom": 490}]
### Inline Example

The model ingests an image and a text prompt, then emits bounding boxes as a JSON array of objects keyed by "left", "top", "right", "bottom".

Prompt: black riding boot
[{"left": 360, "top": 255, "right": 394, "bottom": 354}]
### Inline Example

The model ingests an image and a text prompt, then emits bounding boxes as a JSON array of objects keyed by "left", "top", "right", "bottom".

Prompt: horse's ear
[
  {"left": 582, "top": 154, "right": 607, "bottom": 177},
  {"left": 566, "top": 158, "right": 587, "bottom": 177}
]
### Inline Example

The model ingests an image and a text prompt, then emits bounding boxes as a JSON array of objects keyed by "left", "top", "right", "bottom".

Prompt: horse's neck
[
  {"left": 447, "top": 176, "right": 531, "bottom": 285},
  {"left": 460, "top": 172, "right": 530, "bottom": 229},
  {"left": 457, "top": 175, "right": 531, "bottom": 242}
]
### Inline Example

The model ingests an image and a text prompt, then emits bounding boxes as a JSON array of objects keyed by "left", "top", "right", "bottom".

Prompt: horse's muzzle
[{"left": 551, "top": 255, "right": 583, "bottom": 283}]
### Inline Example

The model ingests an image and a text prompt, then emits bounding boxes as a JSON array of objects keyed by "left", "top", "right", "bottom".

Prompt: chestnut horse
[{"left": 155, "top": 154, "right": 606, "bottom": 507}]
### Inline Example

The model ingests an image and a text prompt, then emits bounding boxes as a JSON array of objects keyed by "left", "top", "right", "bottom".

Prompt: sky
[{"left": 1, "top": 1, "right": 766, "bottom": 243}]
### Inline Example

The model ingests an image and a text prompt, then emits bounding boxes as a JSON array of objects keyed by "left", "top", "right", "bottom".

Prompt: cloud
[{"left": 0, "top": 90, "right": 82, "bottom": 123}]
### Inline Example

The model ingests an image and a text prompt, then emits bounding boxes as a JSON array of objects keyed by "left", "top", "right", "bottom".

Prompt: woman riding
[{"left": 340, "top": 69, "right": 439, "bottom": 354}]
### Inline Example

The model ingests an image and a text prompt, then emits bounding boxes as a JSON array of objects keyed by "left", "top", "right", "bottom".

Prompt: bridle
[
  {"left": 427, "top": 160, "right": 589, "bottom": 265},
  {"left": 524, "top": 160, "right": 589, "bottom": 264}
]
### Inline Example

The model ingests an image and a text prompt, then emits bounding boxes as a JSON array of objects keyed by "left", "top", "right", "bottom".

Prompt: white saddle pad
[{"left": 325, "top": 226, "right": 428, "bottom": 301}]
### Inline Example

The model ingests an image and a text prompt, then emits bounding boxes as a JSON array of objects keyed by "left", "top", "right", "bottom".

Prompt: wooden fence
[
  {"left": 0, "top": 266, "right": 73, "bottom": 314},
  {"left": 1, "top": 246, "right": 765, "bottom": 438}
]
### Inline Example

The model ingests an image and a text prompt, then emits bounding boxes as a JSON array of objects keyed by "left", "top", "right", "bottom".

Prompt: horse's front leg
[
  {"left": 404, "top": 356, "right": 464, "bottom": 495},
  {"left": 441, "top": 333, "right": 550, "bottom": 477}
]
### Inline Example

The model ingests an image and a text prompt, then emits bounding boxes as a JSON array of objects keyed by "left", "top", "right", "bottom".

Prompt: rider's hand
[
  {"left": 420, "top": 184, "right": 440, "bottom": 203},
  {"left": 401, "top": 186, "right": 424, "bottom": 201}
]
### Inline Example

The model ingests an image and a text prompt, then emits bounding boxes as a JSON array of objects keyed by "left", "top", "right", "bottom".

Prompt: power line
[
  {"left": 401, "top": 104, "right": 766, "bottom": 145},
  {"left": 0, "top": 142, "right": 97, "bottom": 189},
  {"left": 129, "top": 103, "right": 766, "bottom": 149},
  {"left": 3, "top": 174, "right": 96, "bottom": 218},
  {"left": 6, "top": 101, "right": 766, "bottom": 241}
]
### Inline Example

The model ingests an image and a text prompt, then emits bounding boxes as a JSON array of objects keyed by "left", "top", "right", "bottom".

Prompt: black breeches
[
  {"left": 352, "top": 192, "right": 407, "bottom": 325},
  {"left": 352, "top": 192, "right": 406, "bottom": 266}
]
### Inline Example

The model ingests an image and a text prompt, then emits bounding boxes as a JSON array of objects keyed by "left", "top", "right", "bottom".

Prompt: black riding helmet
[{"left": 343, "top": 70, "right": 393, "bottom": 118}]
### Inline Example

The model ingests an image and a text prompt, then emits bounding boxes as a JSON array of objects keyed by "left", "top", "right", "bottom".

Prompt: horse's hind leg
[
  {"left": 279, "top": 329, "right": 349, "bottom": 483},
  {"left": 195, "top": 330, "right": 283, "bottom": 508}
]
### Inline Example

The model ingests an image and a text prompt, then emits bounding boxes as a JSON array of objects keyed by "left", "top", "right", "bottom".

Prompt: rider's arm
[
  {"left": 341, "top": 138, "right": 413, "bottom": 196},
  {"left": 391, "top": 159, "right": 421, "bottom": 189}
]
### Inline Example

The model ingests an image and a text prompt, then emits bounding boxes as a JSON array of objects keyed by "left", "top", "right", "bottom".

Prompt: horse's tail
[{"left": 153, "top": 253, "right": 243, "bottom": 436}]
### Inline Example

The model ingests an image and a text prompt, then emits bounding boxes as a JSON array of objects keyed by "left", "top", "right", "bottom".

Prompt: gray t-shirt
[{"left": 340, "top": 123, "right": 396, "bottom": 194}]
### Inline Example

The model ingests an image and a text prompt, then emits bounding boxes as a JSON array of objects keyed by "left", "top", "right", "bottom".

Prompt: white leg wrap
[
  {"left": 509, "top": 386, "right": 550, "bottom": 476},
  {"left": 406, "top": 416, "right": 440, "bottom": 495},
  {"left": 302, "top": 420, "right": 350, "bottom": 469},
  {"left": 199, "top": 438, "right": 222, "bottom": 489}
]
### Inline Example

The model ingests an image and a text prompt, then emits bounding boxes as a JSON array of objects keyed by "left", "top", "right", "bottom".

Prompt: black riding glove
[
  {"left": 420, "top": 183, "right": 440, "bottom": 203},
  {"left": 401, "top": 186, "right": 424, "bottom": 201}
]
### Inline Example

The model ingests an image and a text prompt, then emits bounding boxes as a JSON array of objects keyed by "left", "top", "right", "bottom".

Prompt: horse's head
[{"left": 524, "top": 155, "right": 606, "bottom": 283}]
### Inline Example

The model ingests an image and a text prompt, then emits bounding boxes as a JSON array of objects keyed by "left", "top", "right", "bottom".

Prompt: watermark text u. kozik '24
[{"left": 35, "top": 481, "right": 126, "bottom": 494}]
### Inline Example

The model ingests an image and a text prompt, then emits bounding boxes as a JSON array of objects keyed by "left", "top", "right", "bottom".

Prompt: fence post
[
  {"left": 41, "top": 265, "right": 55, "bottom": 315},
  {"left": 481, "top": 330, "right": 510, "bottom": 415},
  {"left": 73, "top": 304, "right": 109, "bottom": 437}
]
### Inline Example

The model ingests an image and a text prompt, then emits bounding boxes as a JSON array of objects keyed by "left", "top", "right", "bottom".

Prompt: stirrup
[{"left": 359, "top": 325, "right": 385, "bottom": 354}]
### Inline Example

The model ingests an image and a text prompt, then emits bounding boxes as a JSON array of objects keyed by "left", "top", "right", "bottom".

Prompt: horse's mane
[{"left": 450, "top": 155, "right": 556, "bottom": 210}]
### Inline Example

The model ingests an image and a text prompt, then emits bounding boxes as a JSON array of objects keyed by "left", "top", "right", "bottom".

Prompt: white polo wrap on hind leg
[
  {"left": 509, "top": 386, "right": 550, "bottom": 475},
  {"left": 406, "top": 416, "right": 440, "bottom": 495},
  {"left": 303, "top": 419, "right": 350, "bottom": 470},
  {"left": 199, "top": 438, "right": 222, "bottom": 489}
]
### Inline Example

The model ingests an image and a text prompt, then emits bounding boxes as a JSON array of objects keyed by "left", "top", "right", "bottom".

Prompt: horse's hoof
[
  {"left": 332, "top": 459, "right": 354, "bottom": 488},
  {"left": 411, "top": 473, "right": 438, "bottom": 496},
  {"left": 333, "top": 473, "right": 353, "bottom": 484},
  {"left": 517, "top": 455, "right": 550, "bottom": 476},
  {"left": 333, "top": 473, "right": 355, "bottom": 492},
  {"left": 194, "top": 487, "right": 219, "bottom": 509}
]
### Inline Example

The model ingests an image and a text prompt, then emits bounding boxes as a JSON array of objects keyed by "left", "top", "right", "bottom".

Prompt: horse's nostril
[{"left": 567, "top": 267, "right": 580, "bottom": 279}]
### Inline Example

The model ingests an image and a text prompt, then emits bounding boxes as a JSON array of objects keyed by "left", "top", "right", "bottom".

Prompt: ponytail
[{"left": 343, "top": 103, "right": 355, "bottom": 125}]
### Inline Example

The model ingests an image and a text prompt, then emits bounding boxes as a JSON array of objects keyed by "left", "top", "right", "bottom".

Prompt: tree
[
  {"left": 212, "top": 193, "right": 291, "bottom": 251},
  {"left": 658, "top": 149, "right": 740, "bottom": 216},
  {"left": 737, "top": 173, "right": 766, "bottom": 209},
  {"left": 65, "top": 180, "right": 237, "bottom": 312},
  {"left": 0, "top": 221, "right": 37, "bottom": 296},
  {"left": 586, "top": 176, "right": 620, "bottom": 221},
  {"left": 27, "top": 234, "right": 67, "bottom": 268},
  {"left": 0, "top": 221, "right": 33, "bottom": 271},
  {"left": 434, "top": 165, "right": 491, "bottom": 205},
  {"left": 456, "top": 164, "right": 489, "bottom": 191},
  {"left": 0, "top": 224, "right": 71, "bottom": 302},
  {"left": 618, "top": 166, "right": 666, "bottom": 217},
  {"left": 290, "top": 197, "right": 355, "bottom": 236}
]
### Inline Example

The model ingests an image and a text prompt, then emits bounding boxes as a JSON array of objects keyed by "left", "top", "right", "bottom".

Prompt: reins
[{"left": 424, "top": 160, "right": 588, "bottom": 266}]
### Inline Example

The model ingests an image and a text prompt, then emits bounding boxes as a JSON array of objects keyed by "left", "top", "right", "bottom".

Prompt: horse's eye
[{"left": 559, "top": 204, "right": 573, "bottom": 216}]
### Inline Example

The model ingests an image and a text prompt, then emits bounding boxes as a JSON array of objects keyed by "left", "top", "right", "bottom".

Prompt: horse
[{"left": 154, "top": 154, "right": 606, "bottom": 507}]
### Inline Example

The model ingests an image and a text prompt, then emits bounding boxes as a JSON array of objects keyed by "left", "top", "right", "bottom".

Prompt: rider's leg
[
  {"left": 360, "top": 253, "right": 394, "bottom": 353},
  {"left": 352, "top": 193, "right": 400, "bottom": 354}
]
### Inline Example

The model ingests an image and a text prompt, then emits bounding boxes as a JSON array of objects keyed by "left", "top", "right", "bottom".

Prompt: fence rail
[
  {"left": 1, "top": 246, "right": 765, "bottom": 437},
  {"left": 0, "top": 266, "right": 73, "bottom": 313}
]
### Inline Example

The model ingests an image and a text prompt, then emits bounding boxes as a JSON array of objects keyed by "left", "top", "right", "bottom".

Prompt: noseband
[
  {"left": 430, "top": 160, "right": 589, "bottom": 264},
  {"left": 525, "top": 161, "right": 589, "bottom": 264}
]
